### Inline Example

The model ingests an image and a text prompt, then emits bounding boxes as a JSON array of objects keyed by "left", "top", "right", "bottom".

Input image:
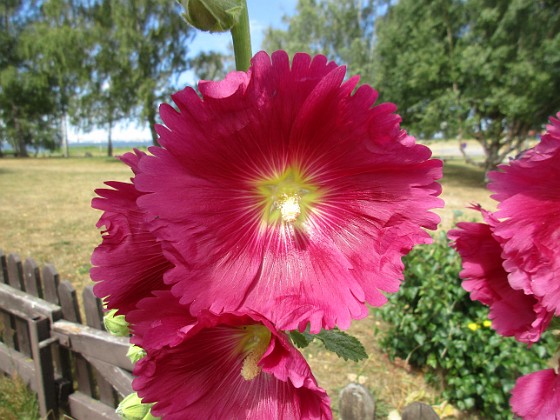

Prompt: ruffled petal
[
  {"left": 489, "top": 115, "right": 560, "bottom": 315},
  {"left": 91, "top": 151, "right": 173, "bottom": 315},
  {"left": 511, "top": 369, "right": 560, "bottom": 420},
  {"left": 448, "top": 207, "right": 552, "bottom": 343}
]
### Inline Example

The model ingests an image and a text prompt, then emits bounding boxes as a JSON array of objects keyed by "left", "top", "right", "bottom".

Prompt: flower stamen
[
  {"left": 255, "top": 166, "right": 321, "bottom": 227},
  {"left": 238, "top": 325, "right": 272, "bottom": 381}
]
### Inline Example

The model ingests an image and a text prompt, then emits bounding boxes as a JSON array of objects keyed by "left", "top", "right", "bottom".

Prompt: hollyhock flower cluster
[
  {"left": 449, "top": 112, "right": 560, "bottom": 418},
  {"left": 92, "top": 50, "right": 443, "bottom": 418}
]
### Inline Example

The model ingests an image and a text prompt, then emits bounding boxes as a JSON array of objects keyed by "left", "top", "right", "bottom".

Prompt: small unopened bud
[
  {"left": 180, "top": 0, "right": 243, "bottom": 32},
  {"left": 116, "top": 393, "right": 158, "bottom": 420},
  {"left": 103, "top": 309, "right": 129, "bottom": 336},
  {"left": 126, "top": 345, "right": 147, "bottom": 364}
]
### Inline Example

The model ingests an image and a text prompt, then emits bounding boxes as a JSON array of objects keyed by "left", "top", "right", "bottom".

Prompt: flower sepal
[
  {"left": 103, "top": 309, "right": 129, "bottom": 337},
  {"left": 180, "top": 0, "right": 243, "bottom": 32},
  {"left": 116, "top": 392, "right": 158, "bottom": 420}
]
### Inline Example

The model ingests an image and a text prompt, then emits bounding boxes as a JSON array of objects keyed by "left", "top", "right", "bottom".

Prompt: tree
[
  {"left": 457, "top": 0, "right": 560, "bottom": 171},
  {"left": 265, "top": 0, "right": 560, "bottom": 172},
  {"left": 0, "top": 1, "right": 61, "bottom": 157},
  {"left": 262, "top": 0, "right": 380, "bottom": 80},
  {"left": 374, "top": 0, "right": 466, "bottom": 139},
  {"left": 22, "top": 0, "right": 92, "bottom": 157},
  {"left": 77, "top": 0, "right": 195, "bottom": 155},
  {"left": 189, "top": 50, "right": 231, "bottom": 81},
  {"left": 376, "top": 0, "right": 560, "bottom": 172}
]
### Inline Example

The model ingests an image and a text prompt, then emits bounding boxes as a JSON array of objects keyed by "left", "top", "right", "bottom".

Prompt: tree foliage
[
  {"left": 264, "top": 0, "right": 560, "bottom": 172},
  {"left": 262, "top": 0, "right": 381, "bottom": 80},
  {"left": 0, "top": 1, "right": 61, "bottom": 156},
  {"left": 77, "top": 0, "right": 194, "bottom": 155},
  {"left": 1, "top": 0, "right": 195, "bottom": 157}
]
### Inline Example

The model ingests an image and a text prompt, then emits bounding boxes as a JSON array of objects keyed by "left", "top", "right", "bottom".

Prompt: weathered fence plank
[
  {"left": 52, "top": 320, "right": 133, "bottom": 371},
  {"left": 58, "top": 281, "right": 96, "bottom": 398},
  {"left": 83, "top": 355, "right": 134, "bottom": 398},
  {"left": 0, "top": 339, "right": 35, "bottom": 387},
  {"left": 83, "top": 286, "right": 118, "bottom": 407},
  {"left": 339, "top": 383, "right": 376, "bottom": 420},
  {"left": 401, "top": 402, "right": 440, "bottom": 420},
  {"left": 7, "top": 254, "right": 24, "bottom": 290},
  {"left": 42, "top": 264, "right": 60, "bottom": 305},
  {"left": 68, "top": 391, "right": 119, "bottom": 420},
  {"left": 24, "top": 258, "right": 43, "bottom": 299},
  {"left": 0, "top": 250, "right": 8, "bottom": 283},
  {"left": 0, "top": 283, "right": 62, "bottom": 322},
  {"left": 28, "top": 316, "right": 57, "bottom": 419},
  {"left": 0, "top": 250, "right": 15, "bottom": 346},
  {"left": 6, "top": 254, "right": 31, "bottom": 355}
]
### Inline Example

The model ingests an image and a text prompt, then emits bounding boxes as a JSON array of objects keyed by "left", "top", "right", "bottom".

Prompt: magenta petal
[
  {"left": 488, "top": 115, "right": 560, "bottom": 315},
  {"left": 133, "top": 50, "right": 443, "bottom": 332},
  {"left": 449, "top": 208, "right": 552, "bottom": 343},
  {"left": 91, "top": 153, "right": 173, "bottom": 315},
  {"left": 511, "top": 369, "right": 560, "bottom": 420},
  {"left": 131, "top": 303, "right": 331, "bottom": 419},
  {"left": 127, "top": 290, "right": 196, "bottom": 350}
]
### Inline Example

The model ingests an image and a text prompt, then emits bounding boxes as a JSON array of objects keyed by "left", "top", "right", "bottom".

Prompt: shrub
[{"left": 377, "top": 231, "right": 555, "bottom": 418}]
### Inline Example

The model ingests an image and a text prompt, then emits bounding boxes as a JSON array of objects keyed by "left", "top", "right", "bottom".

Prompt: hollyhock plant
[
  {"left": 510, "top": 368, "right": 560, "bottom": 419},
  {"left": 448, "top": 206, "right": 553, "bottom": 343},
  {"left": 128, "top": 291, "right": 332, "bottom": 419},
  {"left": 488, "top": 113, "right": 560, "bottom": 316},
  {"left": 91, "top": 149, "right": 174, "bottom": 315},
  {"left": 131, "top": 50, "right": 443, "bottom": 332}
]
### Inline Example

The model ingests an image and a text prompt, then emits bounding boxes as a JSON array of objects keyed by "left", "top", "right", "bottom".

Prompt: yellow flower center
[
  {"left": 254, "top": 166, "right": 321, "bottom": 226},
  {"left": 237, "top": 325, "right": 272, "bottom": 381}
]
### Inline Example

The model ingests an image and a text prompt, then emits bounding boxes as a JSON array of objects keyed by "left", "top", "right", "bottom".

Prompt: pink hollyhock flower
[
  {"left": 489, "top": 113, "right": 560, "bottom": 315},
  {"left": 448, "top": 206, "right": 553, "bottom": 343},
  {"left": 91, "top": 149, "right": 174, "bottom": 315},
  {"left": 510, "top": 368, "right": 560, "bottom": 419},
  {"left": 128, "top": 291, "right": 332, "bottom": 419},
  {"left": 133, "top": 50, "right": 443, "bottom": 332}
]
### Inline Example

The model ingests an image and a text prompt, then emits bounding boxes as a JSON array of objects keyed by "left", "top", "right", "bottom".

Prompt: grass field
[{"left": 0, "top": 145, "right": 496, "bottom": 417}]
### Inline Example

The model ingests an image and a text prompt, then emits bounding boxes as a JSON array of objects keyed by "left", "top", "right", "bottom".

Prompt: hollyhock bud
[
  {"left": 103, "top": 309, "right": 129, "bottom": 337},
  {"left": 180, "top": 0, "right": 243, "bottom": 32},
  {"left": 116, "top": 392, "right": 157, "bottom": 420},
  {"left": 126, "top": 345, "right": 146, "bottom": 364}
]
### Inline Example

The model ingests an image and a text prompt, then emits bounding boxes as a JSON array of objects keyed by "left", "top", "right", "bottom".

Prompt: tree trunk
[
  {"left": 147, "top": 104, "right": 160, "bottom": 147},
  {"left": 107, "top": 119, "right": 113, "bottom": 157},
  {"left": 61, "top": 113, "right": 69, "bottom": 158},
  {"left": 12, "top": 105, "right": 29, "bottom": 157}
]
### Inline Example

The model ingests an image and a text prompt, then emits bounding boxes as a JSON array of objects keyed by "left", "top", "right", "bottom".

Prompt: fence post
[
  {"left": 401, "top": 402, "right": 440, "bottom": 420},
  {"left": 7, "top": 254, "right": 31, "bottom": 356},
  {"left": 58, "top": 281, "right": 95, "bottom": 398},
  {"left": 83, "top": 286, "right": 118, "bottom": 407},
  {"left": 24, "top": 258, "right": 43, "bottom": 299},
  {"left": 0, "top": 250, "right": 15, "bottom": 347},
  {"left": 28, "top": 316, "right": 57, "bottom": 419},
  {"left": 339, "top": 383, "right": 375, "bottom": 420}
]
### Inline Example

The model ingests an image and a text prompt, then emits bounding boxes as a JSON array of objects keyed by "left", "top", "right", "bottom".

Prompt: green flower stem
[{"left": 230, "top": 0, "right": 252, "bottom": 71}]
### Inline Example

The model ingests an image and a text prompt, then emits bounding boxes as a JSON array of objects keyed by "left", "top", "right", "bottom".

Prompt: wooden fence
[{"left": 0, "top": 250, "right": 132, "bottom": 419}]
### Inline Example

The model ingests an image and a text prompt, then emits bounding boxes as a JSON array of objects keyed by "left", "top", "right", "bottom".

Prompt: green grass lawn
[{"left": 0, "top": 148, "right": 495, "bottom": 417}]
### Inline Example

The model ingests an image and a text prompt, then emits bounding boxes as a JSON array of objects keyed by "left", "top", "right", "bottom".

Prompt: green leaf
[
  {"left": 315, "top": 329, "right": 368, "bottom": 362},
  {"left": 288, "top": 330, "right": 314, "bottom": 349}
]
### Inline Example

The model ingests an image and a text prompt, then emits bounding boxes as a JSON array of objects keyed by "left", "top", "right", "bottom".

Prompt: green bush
[{"left": 377, "top": 231, "right": 555, "bottom": 418}]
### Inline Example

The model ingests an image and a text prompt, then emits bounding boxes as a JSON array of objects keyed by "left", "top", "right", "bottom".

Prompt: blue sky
[{"left": 69, "top": 0, "right": 298, "bottom": 143}]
